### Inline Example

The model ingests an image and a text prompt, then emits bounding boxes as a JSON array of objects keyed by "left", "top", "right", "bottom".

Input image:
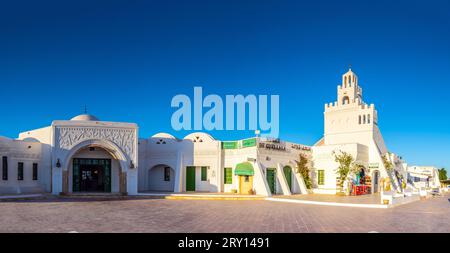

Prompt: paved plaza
[{"left": 0, "top": 194, "right": 449, "bottom": 233}]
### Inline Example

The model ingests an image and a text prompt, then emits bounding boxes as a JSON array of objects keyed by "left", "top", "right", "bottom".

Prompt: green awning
[{"left": 234, "top": 162, "right": 254, "bottom": 176}]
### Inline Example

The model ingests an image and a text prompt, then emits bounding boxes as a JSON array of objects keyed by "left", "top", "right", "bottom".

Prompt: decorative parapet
[{"left": 324, "top": 100, "right": 375, "bottom": 112}]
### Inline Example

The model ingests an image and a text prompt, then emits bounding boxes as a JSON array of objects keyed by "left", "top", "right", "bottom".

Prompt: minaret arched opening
[{"left": 342, "top": 96, "right": 350, "bottom": 105}]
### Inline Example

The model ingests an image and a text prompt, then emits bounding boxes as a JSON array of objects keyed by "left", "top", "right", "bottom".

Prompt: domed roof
[{"left": 70, "top": 114, "right": 100, "bottom": 121}]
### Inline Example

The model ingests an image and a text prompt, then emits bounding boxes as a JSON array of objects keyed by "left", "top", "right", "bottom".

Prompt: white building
[
  {"left": 0, "top": 68, "right": 436, "bottom": 197},
  {"left": 312, "top": 69, "right": 408, "bottom": 195},
  {"left": 407, "top": 166, "right": 441, "bottom": 190},
  {"left": 0, "top": 115, "right": 311, "bottom": 197}
]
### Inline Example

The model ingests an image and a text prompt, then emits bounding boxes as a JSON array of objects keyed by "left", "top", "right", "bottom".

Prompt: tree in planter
[
  {"left": 333, "top": 151, "right": 359, "bottom": 193},
  {"left": 296, "top": 154, "right": 312, "bottom": 189},
  {"left": 438, "top": 168, "right": 448, "bottom": 181},
  {"left": 382, "top": 153, "right": 401, "bottom": 193},
  {"left": 382, "top": 153, "right": 394, "bottom": 173}
]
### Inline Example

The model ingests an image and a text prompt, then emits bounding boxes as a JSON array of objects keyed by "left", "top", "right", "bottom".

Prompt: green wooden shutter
[
  {"left": 266, "top": 169, "right": 276, "bottom": 194},
  {"left": 283, "top": 166, "right": 292, "bottom": 190},
  {"left": 224, "top": 168, "right": 232, "bottom": 184},
  {"left": 318, "top": 170, "right": 325, "bottom": 185},
  {"left": 104, "top": 159, "right": 111, "bottom": 192},
  {"left": 201, "top": 166, "right": 207, "bottom": 181},
  {"left": 186, "top": 166, "right": 196, "bottom": 191},
  {"left": 73, "top": 159, "right": 80, "bottom": 192}
]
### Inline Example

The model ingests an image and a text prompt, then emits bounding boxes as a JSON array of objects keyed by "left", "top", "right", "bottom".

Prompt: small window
[
  {"left": 318, "top": 170, "right": 325, "bottom": 185},
  {"left": 32, "top": 163, "right": 38, "bottom": 180},
  {"left": 367, "top": 114, "right": 371, "bottom": 124},
  {"left": 363, "top": 115, "right": 366, "bottom": 124},
  {"left": 164, "top": 167, "right": 170, "bottom": 181},
  {"left": 201, "top": 166, "right": 207, "bottom": 181},
  {"left": 224, "top": 167, "right": 232, "bottom": 184},
  {"left": 2, "top": 156, "right": 7, "bottom": 181},
  {"left": 17, "top": 162, "right": 24, "bottom": 181},
  {"left": 244, "top": 175, "right": 250, "bottom": 182},
  {"left": 358, "top": 115, "right": 361, "bottom": 124}
]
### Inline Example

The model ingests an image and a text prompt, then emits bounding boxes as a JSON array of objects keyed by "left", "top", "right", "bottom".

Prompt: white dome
[{"left": 70, "top": 114, "right": 100, "bottom": 121}]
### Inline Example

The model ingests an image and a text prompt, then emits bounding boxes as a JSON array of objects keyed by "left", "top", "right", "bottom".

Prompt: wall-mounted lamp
[
  {"left": 130, "top": 160, "right": 135, "bottom": 169},
  {"left": 56, "top": 159, "right": 61, "bottom": 168}
]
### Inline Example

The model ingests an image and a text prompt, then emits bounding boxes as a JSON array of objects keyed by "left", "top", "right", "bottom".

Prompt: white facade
[
  {"left": 1, "top": 114, "right": 138, "bottom": 195},
  {"left": 312, "top": 69, "right": 408, "bottom": 195},
  {"left": 1, "top": 115, "right": 312, "bottom": 196},
  {"left": 138, "top": 133, "right": 311, "bottom": 197},
  {"left": 407, "top": 166, "right": 441, "bottom": 189},
  {"left": 0, "top": 69, "right": 438, "bottom": 197}
]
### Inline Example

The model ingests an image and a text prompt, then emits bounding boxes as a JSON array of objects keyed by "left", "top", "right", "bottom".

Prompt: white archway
[
  {"left": 147, "top": 164, "right": 175, "bottom": 192},
  {"left": 61, "top": 139, "right": 130, "bottom": 194}
]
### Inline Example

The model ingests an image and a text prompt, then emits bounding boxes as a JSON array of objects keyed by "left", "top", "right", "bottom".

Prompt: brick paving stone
[{"left": 0, "top": 194, "right": 449, "bottom": 232}]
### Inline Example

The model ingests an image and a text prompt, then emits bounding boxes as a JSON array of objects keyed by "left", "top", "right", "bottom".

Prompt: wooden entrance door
[
  {"left": 186, "top": 166, "right": 196, "bottom": 191},
  {"left": 239, "top": 175, "right": 253, "bottom": 194},
  {"left": 283, "top": 166, "right": 292, "bottom": 191},
  {"left": 266, "top": 168, "right": 276, "bottom": 194}
]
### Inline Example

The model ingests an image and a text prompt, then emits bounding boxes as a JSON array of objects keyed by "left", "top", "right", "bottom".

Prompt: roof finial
[
  {"left": 84, "top": 105, "right": 87, "bottom": 114},
  {"left": 349, "top": 64, "right": 352, "bottom": 71}
]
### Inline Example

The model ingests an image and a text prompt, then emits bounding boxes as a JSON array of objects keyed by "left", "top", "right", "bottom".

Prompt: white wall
[
  {"left": 0, "top": 137, "right": 45, "bottom": 194},
  {"left": 147, "top": 165, "right": 175, "bottom": 192}
]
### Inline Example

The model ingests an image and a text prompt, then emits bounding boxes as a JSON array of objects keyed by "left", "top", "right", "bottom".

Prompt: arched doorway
[
  {"left": 69, "top": 146, "right": 120, "bottom": 193},
  {"left": 148, "top": 165, "right": 175, "bottom": 192},
  {"left": 372, "top": 170, "right": 380, "bottom": 193},
  {"left": 62, "top": 139, "right": 130, "bottom": 195},
  {"left": 283, "top": 166, "right": 293, "bottom": 191}
]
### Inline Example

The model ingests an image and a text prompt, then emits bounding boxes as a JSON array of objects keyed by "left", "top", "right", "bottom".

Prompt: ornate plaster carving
[{"left": 56, "top": 127, "right": 136, "bottom": 160}]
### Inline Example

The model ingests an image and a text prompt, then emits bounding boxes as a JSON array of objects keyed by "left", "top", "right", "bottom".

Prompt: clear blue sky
[{"left": 1, "top": 0, "right": 449, "bottom": 170}]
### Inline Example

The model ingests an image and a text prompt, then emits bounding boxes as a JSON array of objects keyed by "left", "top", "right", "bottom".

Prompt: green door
[
  {"left": 283, "top": 166, "right": 292, "bottom": 191},
  {"left": 266, "top": 168, "right": 276, "bottom": 194},
  {"left": 186, "top": 166, "right": 196, "bottom": 191}
]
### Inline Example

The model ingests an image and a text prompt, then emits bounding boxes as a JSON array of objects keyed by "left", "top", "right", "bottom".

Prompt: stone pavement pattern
[{"left": 0, "top": 194, "right": 449, "bottom": 233}]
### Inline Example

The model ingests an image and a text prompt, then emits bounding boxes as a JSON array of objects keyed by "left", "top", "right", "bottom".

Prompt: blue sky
[{"left": 1, "top": 0, "right": 449, "bottom": 170}]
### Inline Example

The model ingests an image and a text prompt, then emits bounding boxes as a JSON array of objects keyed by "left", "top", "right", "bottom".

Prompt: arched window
[
  {"left": 342, "top": 96, "right": 350, "bottom": 105},
  {"left": 363, "top": 115, "right": 366, "bottom": 124},
  {"left": 367, "top": 114, "right": 371, "bottom": 124},
  {"left": 358, "top": 115, "right": 361, "bottom": 124}
]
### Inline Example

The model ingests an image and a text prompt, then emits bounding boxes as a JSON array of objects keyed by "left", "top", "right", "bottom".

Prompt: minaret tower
[
  {"left": 337, "top": 68, "right": 362, "bottom": 106},
  {"left": 323, "top": 68, "right": 386, "bottom": 153}
]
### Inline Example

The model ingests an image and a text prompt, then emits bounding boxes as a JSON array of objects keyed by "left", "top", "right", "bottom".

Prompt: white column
[
  {"left": 174, "top": 151, "right": 183, "bottom": 193},
  {"left": 127, "top": 166, "right": 138, "bottom": 195},
  {"left": 52, "top": 167, "right": 62, "bottom": 195},
  {"left": 276, "top": 163, "right": 292, "bottom": 195},
  {"left": 253, "top": 162, "right": 271, "bottom": 197},
  {"left": 293, "top": 170, "right": 309, "bottom": 194},
  {"left": 217, "top": 144, "right": 224, "bottom": 193}
]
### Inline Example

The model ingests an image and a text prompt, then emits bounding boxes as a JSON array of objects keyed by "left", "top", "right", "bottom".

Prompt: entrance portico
[{"left": 50, "top": 114, "right": 139, "bottom": 196}]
